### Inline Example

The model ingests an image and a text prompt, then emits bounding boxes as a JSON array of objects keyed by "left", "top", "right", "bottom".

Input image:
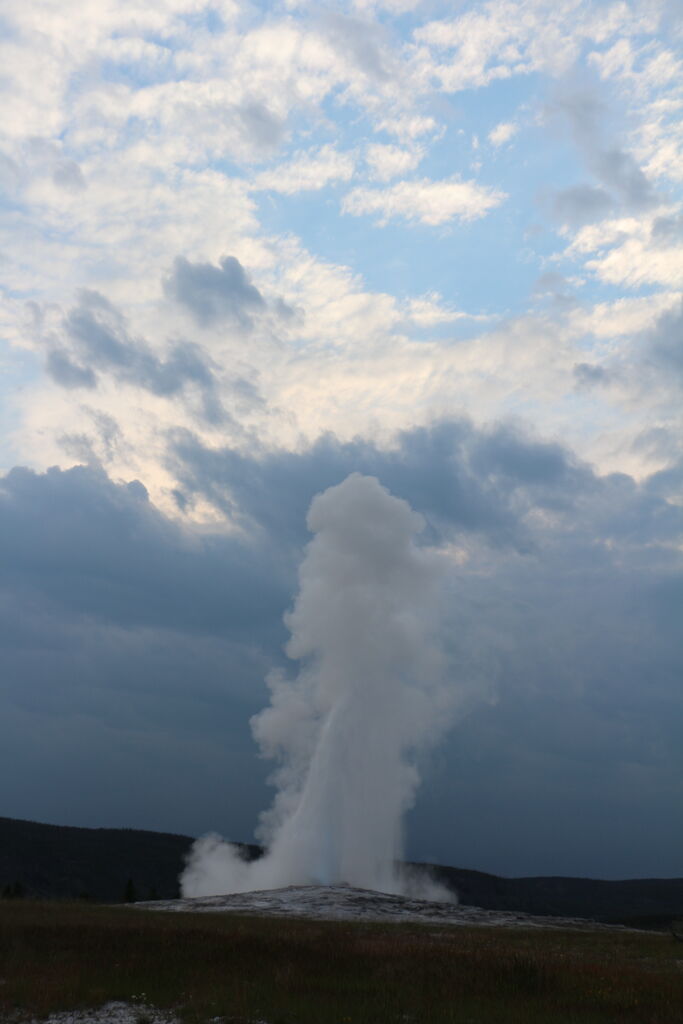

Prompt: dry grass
[{"left": 1, "top": 899, "right": 682, "bottom": 1023}]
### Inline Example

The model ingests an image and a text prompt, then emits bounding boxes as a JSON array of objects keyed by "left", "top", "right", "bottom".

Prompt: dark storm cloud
[
  {"left": 402, "top": 436, "right": 682, "bottom": 877},
  {"left": 646, "top": 455, "right": 683, "bottom": 500},
  {"left": 0, "top": 461, "right": 294, "bottom": 837},
  {"left": 467, "top": 425, "right": 573, "bottom": 487},
  {"left": 169, "top": 422, "right": 522, "bottom": 548},
  {"left": 168, "top": 419, "right": 596, "bottom": 552},
  {"left": 0, "top": 463, "right": 288, "bottom": 639},
  {"left": 170, "top": 417, "right": 683, "bottom": 565},
  {"left": 1, "top": 419, "right": 681, "bottom": 875},
  {"left": 164, "top": 255, "right": 267, "bottom": 328},
  {"left": 47, "top": 289, "right": 234, "bottom": 424},
  {"left": 412, "top": 513, "right": 683, "bottom": 877}
]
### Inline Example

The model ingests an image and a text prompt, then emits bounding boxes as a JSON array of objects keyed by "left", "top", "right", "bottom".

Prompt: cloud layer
[{"left": 1, "top": 416, "right": 681, "bottom": 875}]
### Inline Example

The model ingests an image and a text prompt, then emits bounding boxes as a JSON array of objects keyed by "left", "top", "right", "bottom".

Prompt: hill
[
  {"left": 0, "top": 815, "right": 257, "bottom": 904},
  {"left": 1, "top": 815, "right": 682, "bottom": 927},
  {"left": 427, "top": 863, "right": 683, "bottom": 929}
]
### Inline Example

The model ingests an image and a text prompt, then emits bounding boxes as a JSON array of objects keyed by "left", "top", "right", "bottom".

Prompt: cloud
[
  {"left": 646, "top": 297, "right": 683, "bottom": 381},
  {"left": 5, "top": 419, "right": 682, "bottom": 669},
  {"left": 414, "top": 0, "right": 655, "bottom": 94},
  {"left": 567, "top": 292, "right": 682, "bottom": 340},
  {"left": 0, "top": 462, "right": 288, "bottom": 639},
  {"left": 320, "top": 10, "right": 394, "bottom": 82},
  {"left": 548, "top": 86, "right": 657, "bottom": 227},
  {"left": 51, "top": 159, "right": 86, "bottom": 192},
  {"left": 170, "top": 418, "right": 663, "bottom": 561},
  {"left": 235, "top": 100, "right": 288, "bottom": 152},
  {"left": 533, "top": 270, "right": 576, "bottom": 303},
  {"left": 169, "top": 421, "right": 522, "bottom": 548},
  {"left": 164, "top": 255, "right": 267, "bottom": 329},
  {"left": 402, "top": 292, "right": 476, "bottom": 327},
  {"left": 593, "top": 146, "right": 656, "bottom": 209},
  {"left": 589, "top": 34, "right": 683, "bottom": 185},
  {"left": 46, "top": 349, "right": 97, "bottom": 390},
  {"left": 651, "top": 210, "right": 683, "bottom": 243},
  {"left": 252, "top": 145, "right": 356, "bottom": 194},
  {"left": 364, "top": 143, "right": 423, "bottom": 182},
  {"left": 1, "top": 419, "right": 681, "bottom": 872},
  {"left": 0, "top": 460, "right": 290, "bottom": 837},
  {"left": 16, "top": 138, "right": 88, "bottom": 194},
  {"left": 569, "top": 214, "right": 683, "bottom": 288},
  {"left": 573, "top": 362, "right": 611, "bottom": 388},
  {"left": 552, "top": 184, "right": 614, "bottom": 227},
  {"left": 342, "top": 177, "right": 506, "bottom": 226},
  {"left": 376, "top": 114, "right": 440, "bottom": 141},
  {"left": 60, "top": 409, "right": 127, "bottom": 467},
  {"left": 47, "top": 289, "right": 231, "bottom": 424},
  {"left": 488, "top": 121, "right": 518, "bottom": 147}
]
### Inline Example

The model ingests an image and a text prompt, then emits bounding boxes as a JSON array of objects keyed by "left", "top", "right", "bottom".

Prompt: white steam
[{"left": 181, "top": 473, "right": 456, "bottom": 899}]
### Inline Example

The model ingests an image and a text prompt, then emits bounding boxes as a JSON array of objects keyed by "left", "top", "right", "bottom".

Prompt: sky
[{"left": 1, "top": 0, "right": 682, "bottom": 881}]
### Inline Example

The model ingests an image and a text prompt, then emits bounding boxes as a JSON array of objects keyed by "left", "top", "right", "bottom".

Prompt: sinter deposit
[{"left": 141, "top": 883, "right": 636, "bottom": 931}]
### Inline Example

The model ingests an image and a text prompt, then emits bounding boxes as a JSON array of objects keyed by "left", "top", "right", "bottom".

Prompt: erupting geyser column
[{"left": 181, "top": 473, "right": 451, "bottom": 899}]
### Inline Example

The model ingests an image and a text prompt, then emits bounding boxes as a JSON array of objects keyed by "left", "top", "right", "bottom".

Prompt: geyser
[{"left": 181, "top": 473, "right": 455, "bottom": 899}]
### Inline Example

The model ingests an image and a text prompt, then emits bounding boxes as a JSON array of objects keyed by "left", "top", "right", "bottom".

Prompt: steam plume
[{"left": 181, "top": 473, "right": 454, "bottom": 899}]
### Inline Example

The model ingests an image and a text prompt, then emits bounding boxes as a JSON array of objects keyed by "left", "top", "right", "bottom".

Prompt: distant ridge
[
  {"left": 1, "top": 816, "right": 682, "bottom": 928},
  {"left": 0, "top": 815, "right": 260, "bottom": 905},
  {"left": 427, "top": 862, "right": 683, "bottom": 929}
]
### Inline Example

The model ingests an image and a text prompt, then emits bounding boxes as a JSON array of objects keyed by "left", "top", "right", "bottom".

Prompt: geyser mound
[{"left": 181, "top": 473, "right": 457, "bottom": 901}]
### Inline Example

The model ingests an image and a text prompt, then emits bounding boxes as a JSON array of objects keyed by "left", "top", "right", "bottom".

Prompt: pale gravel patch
[
  {"left": 27, "top": 1003, "right": 180, "bottom": 1024},
  {"left": 24, "top": 1008, "right": 270, "bottom": 1024}
]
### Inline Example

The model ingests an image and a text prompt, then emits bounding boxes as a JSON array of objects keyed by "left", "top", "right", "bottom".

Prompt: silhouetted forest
[
  {"left": 0, "top": 816, "right": 259, "bottom": 904},
  {"left": 2, "top": 816, "right": 682, "bottom": 928}
]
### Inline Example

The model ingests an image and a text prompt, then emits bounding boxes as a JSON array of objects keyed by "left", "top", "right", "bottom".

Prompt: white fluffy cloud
[
  {"left": 488, "top": 121, "right": 518, "bottom": 146},
  {"left": 364, "top": 143, "right": 424, "bottom": 181},
  {"left": 252, "top": 145, "right": 356, "bottom": 194},
  {"left": 566, "top": 210, "right": 683, "bottom": 288},
  {"left": 342, "top": 176, "right": 507, "bottom": 225}
]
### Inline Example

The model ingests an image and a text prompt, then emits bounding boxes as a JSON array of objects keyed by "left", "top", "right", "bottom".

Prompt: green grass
[{"left": 1, "top": 900, "right": 682, "bottom": 1023}]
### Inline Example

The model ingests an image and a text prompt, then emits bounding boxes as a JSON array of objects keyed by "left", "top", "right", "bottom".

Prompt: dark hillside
[
  {"left": 0, "top": 816, "right": 260, "bottom": 903},
  {"left": 2, "top": 816, "right": 682, "bottom": 925},
  {"left": 424, "top": 863, "right": 683, "bottom": 928},
  {"left": 0, "top": 815, "right": 195, "bottom": 902}
]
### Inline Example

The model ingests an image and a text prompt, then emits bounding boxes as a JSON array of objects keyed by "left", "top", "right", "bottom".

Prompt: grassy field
[{"left": 1, "top": 900, "right": 682, "bottom": 1024}]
